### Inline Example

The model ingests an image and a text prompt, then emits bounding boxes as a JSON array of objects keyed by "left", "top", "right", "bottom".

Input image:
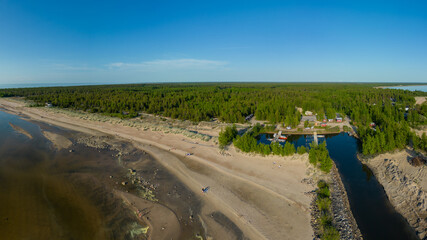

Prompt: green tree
[
  {"left": 219, "top": 124, "right": 238, "bottom": 148},
  {"left": 297, "top": 146, "right": 307, "bottom": 154},
  {"left": 309, "top": 142, "right": 333, "bottom": 173}
]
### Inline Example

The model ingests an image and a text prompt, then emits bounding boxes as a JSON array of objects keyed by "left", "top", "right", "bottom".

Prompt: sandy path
[
  {"left": 0, "top": 98, "right": 315, "bottom": 240},
  {"left": 415, "top": 97, "right": 426, "bottom": 105}
]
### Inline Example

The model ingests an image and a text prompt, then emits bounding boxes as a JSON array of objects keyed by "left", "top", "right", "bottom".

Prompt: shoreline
[
  {"left": 358, "top": 151, "right": 427, "bottom": 239},
  {"left": 330, "top": 164, "right": 363, "bottom": 240},
  {"left": 0, "top": 97, "right": 317, "bottom": 240},
  {"left": 375, "top": 84, "right": 427, "bottom": 89}
]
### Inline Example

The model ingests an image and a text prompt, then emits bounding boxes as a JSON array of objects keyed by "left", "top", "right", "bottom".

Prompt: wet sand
[
  {"left": 0, "top": 98, "right": 317, "bottom": 240},
  {"left": 42, "top": 130, "right": 72, "bottom": 150},
  {"left": 9, "top": 122, "right": 33, "bottom": 139},
  {"left": 0, "top": 127, "right": 140, "bottom": 239}
]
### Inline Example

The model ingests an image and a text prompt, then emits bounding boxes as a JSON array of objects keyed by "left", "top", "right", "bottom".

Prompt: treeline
[
  {"left": 0, "top": 83, "right": 423, "bottom": 125},
  {"left": 1, "top": 83, "right": 426, "bottom": 154},
  {"left": 357, "top": 101, "right": 427, "bottom": 154},
  {"left": 218, "top": 125, "right": 238, "bottom": 148}
]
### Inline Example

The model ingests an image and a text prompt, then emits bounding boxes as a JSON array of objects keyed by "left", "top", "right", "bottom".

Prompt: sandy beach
[{"left": 0, "top": 98, "right": 317, "bottom": 240}]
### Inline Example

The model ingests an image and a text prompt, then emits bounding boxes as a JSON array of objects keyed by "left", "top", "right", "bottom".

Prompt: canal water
[
  {"left": 326, "top": 133, "right": 419, "bottom": 240},
  {"left": 259, "top": 132, "right": 419, "bottom": 239},
  {"left": 257, "top": 133, "right": 328, "bottom": 147}
]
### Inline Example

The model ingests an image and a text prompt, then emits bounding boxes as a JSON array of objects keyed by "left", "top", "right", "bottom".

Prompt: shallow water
[
  {"left": 385, "top": 85, "right": 427, "bottom": 92},
  {"left": 0, "top": 111, "right": 139, "bottom": 239},
  {"left": 0, "top": 110, "right": 211, "bottom": 239}
]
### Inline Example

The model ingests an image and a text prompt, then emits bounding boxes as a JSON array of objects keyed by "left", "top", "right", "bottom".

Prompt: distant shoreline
[{"left": 375, "top": 84, "right": 427, "bottom": 89}]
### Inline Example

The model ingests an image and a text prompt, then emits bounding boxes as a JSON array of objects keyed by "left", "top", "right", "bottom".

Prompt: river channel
[
  {"left": 326, "top": 133, "right": 419, "bottom": 240},
  {"left": 259, "top": 132, "right": 419, "bottom": 239}
]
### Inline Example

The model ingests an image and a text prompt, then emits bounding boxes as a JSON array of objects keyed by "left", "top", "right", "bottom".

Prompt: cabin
[
  {"left": 322, "top": 119, "right": 327, "bottom": 123},
  {"left": 336, "top": 114, "right": 342, "bottom": 122},
  {"left": 245, "top": 114, "right": 254, "bottom": 121},
  {"left": 369, "top": 122, "right": 376, "bottom": 127},
  {"left": 301, "top": 115, "right": 316, "bottom": 122},
  {"left": 321, "top": 123, "right": 327, "bottom": 127},
  {"left": 45, "top": 103, "right": 53, "bottom": 108},
  {"left": 305, "top": 111, "right": 313, "bottom": 116},
  {"left": 328, "top": 119, "right": 334, "bottom": 122}
]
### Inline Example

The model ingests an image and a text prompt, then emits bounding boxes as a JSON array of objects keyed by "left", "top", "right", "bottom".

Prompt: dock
[
  {"left": 314, "top": 131, "right": 318, "bottom": 145},
  {"left": 272, "top": 131, "right": 282, "bottom": 142}
]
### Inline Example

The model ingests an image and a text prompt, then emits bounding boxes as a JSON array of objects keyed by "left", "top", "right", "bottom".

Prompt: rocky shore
[
  {"left": 361, "top": 151, "right": 427, "bottom": 240},
  {"left": 310, "top": 164, "right": 363, "bottom": 240},
  {"left": 330, "top": 165, "right": 363, "bottom": 240}
]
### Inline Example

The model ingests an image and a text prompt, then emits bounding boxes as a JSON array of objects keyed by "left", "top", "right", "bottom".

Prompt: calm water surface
[
  {"left": 257, "top": 133, "right": 328, "bottom": 147},
  {"left": 326, "top": 133, "right": 419, "bottom": 240},
  {"left": 385, "top": 85, "right": 427, "bottom": 92},
  {"left": 0, "top": 110, "right": 137, "bottom": 239},
  {"left": 259, "top": 132, "right": 419, "bottom": 239}
]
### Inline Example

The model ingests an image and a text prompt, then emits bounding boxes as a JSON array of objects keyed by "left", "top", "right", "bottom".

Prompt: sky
[{"left": 0, "top": 0, "right": 426, "bottom": 85}]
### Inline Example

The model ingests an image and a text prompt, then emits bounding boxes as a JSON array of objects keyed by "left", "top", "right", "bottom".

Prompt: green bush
[
  {"left": 316, "top": 197, "right": 331, "bottom": 212},
  {"left": 283, "top": 141, "right": 296, "bottom": 156},
  {"left": 297, "top": 146, "right": 307, "bottom": 154},
  {"left": 309, "top": 142, "right": 333, "bottom": 173},
  {"left": 319, "top": 213, "right": 333, "bottom": 227},
  {"left": 322, "top": 226, "right": 340, "bottom": 240},
  {"left": 233, "top": 131, "right": 296, "bottom": 157},
  {"left": 343, "top": 125, "right": 351, "bottom": 132},
  {"left": 219, "top": 124, "right": 238, "bottom": 148},
  {"left": 315, "top": 181, "right": 340, "bottom": 240},
  {"left": 317, "top": 182, "right": 330, "bottom": 199}
]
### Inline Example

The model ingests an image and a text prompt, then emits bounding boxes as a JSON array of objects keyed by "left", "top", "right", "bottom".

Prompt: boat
[{"left": 278, "top": 135, "right": 287, "bottom": 140}]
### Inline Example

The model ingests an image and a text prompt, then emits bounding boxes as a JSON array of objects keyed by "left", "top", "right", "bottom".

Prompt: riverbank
[
  {"left": 0, "top": 97, "right": 317, "bottom": 240},
  {"left": 330, "top": 165, "right": 363, "bottom": 240},
  {"left": 360, "top": 150, "right": 427, "bottom": 239},
  {"left": 310, "top": 163, "right": 363, "bottom": 240}
]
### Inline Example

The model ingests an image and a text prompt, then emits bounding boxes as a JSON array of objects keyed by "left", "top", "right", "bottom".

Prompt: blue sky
[{"left": 0, "top": 0, "right": 426, "bottom": 85}]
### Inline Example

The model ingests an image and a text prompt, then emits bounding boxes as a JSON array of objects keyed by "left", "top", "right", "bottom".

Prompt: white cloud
[{"left": 107, "top": 58, "right": 228, "bottom": 71}]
